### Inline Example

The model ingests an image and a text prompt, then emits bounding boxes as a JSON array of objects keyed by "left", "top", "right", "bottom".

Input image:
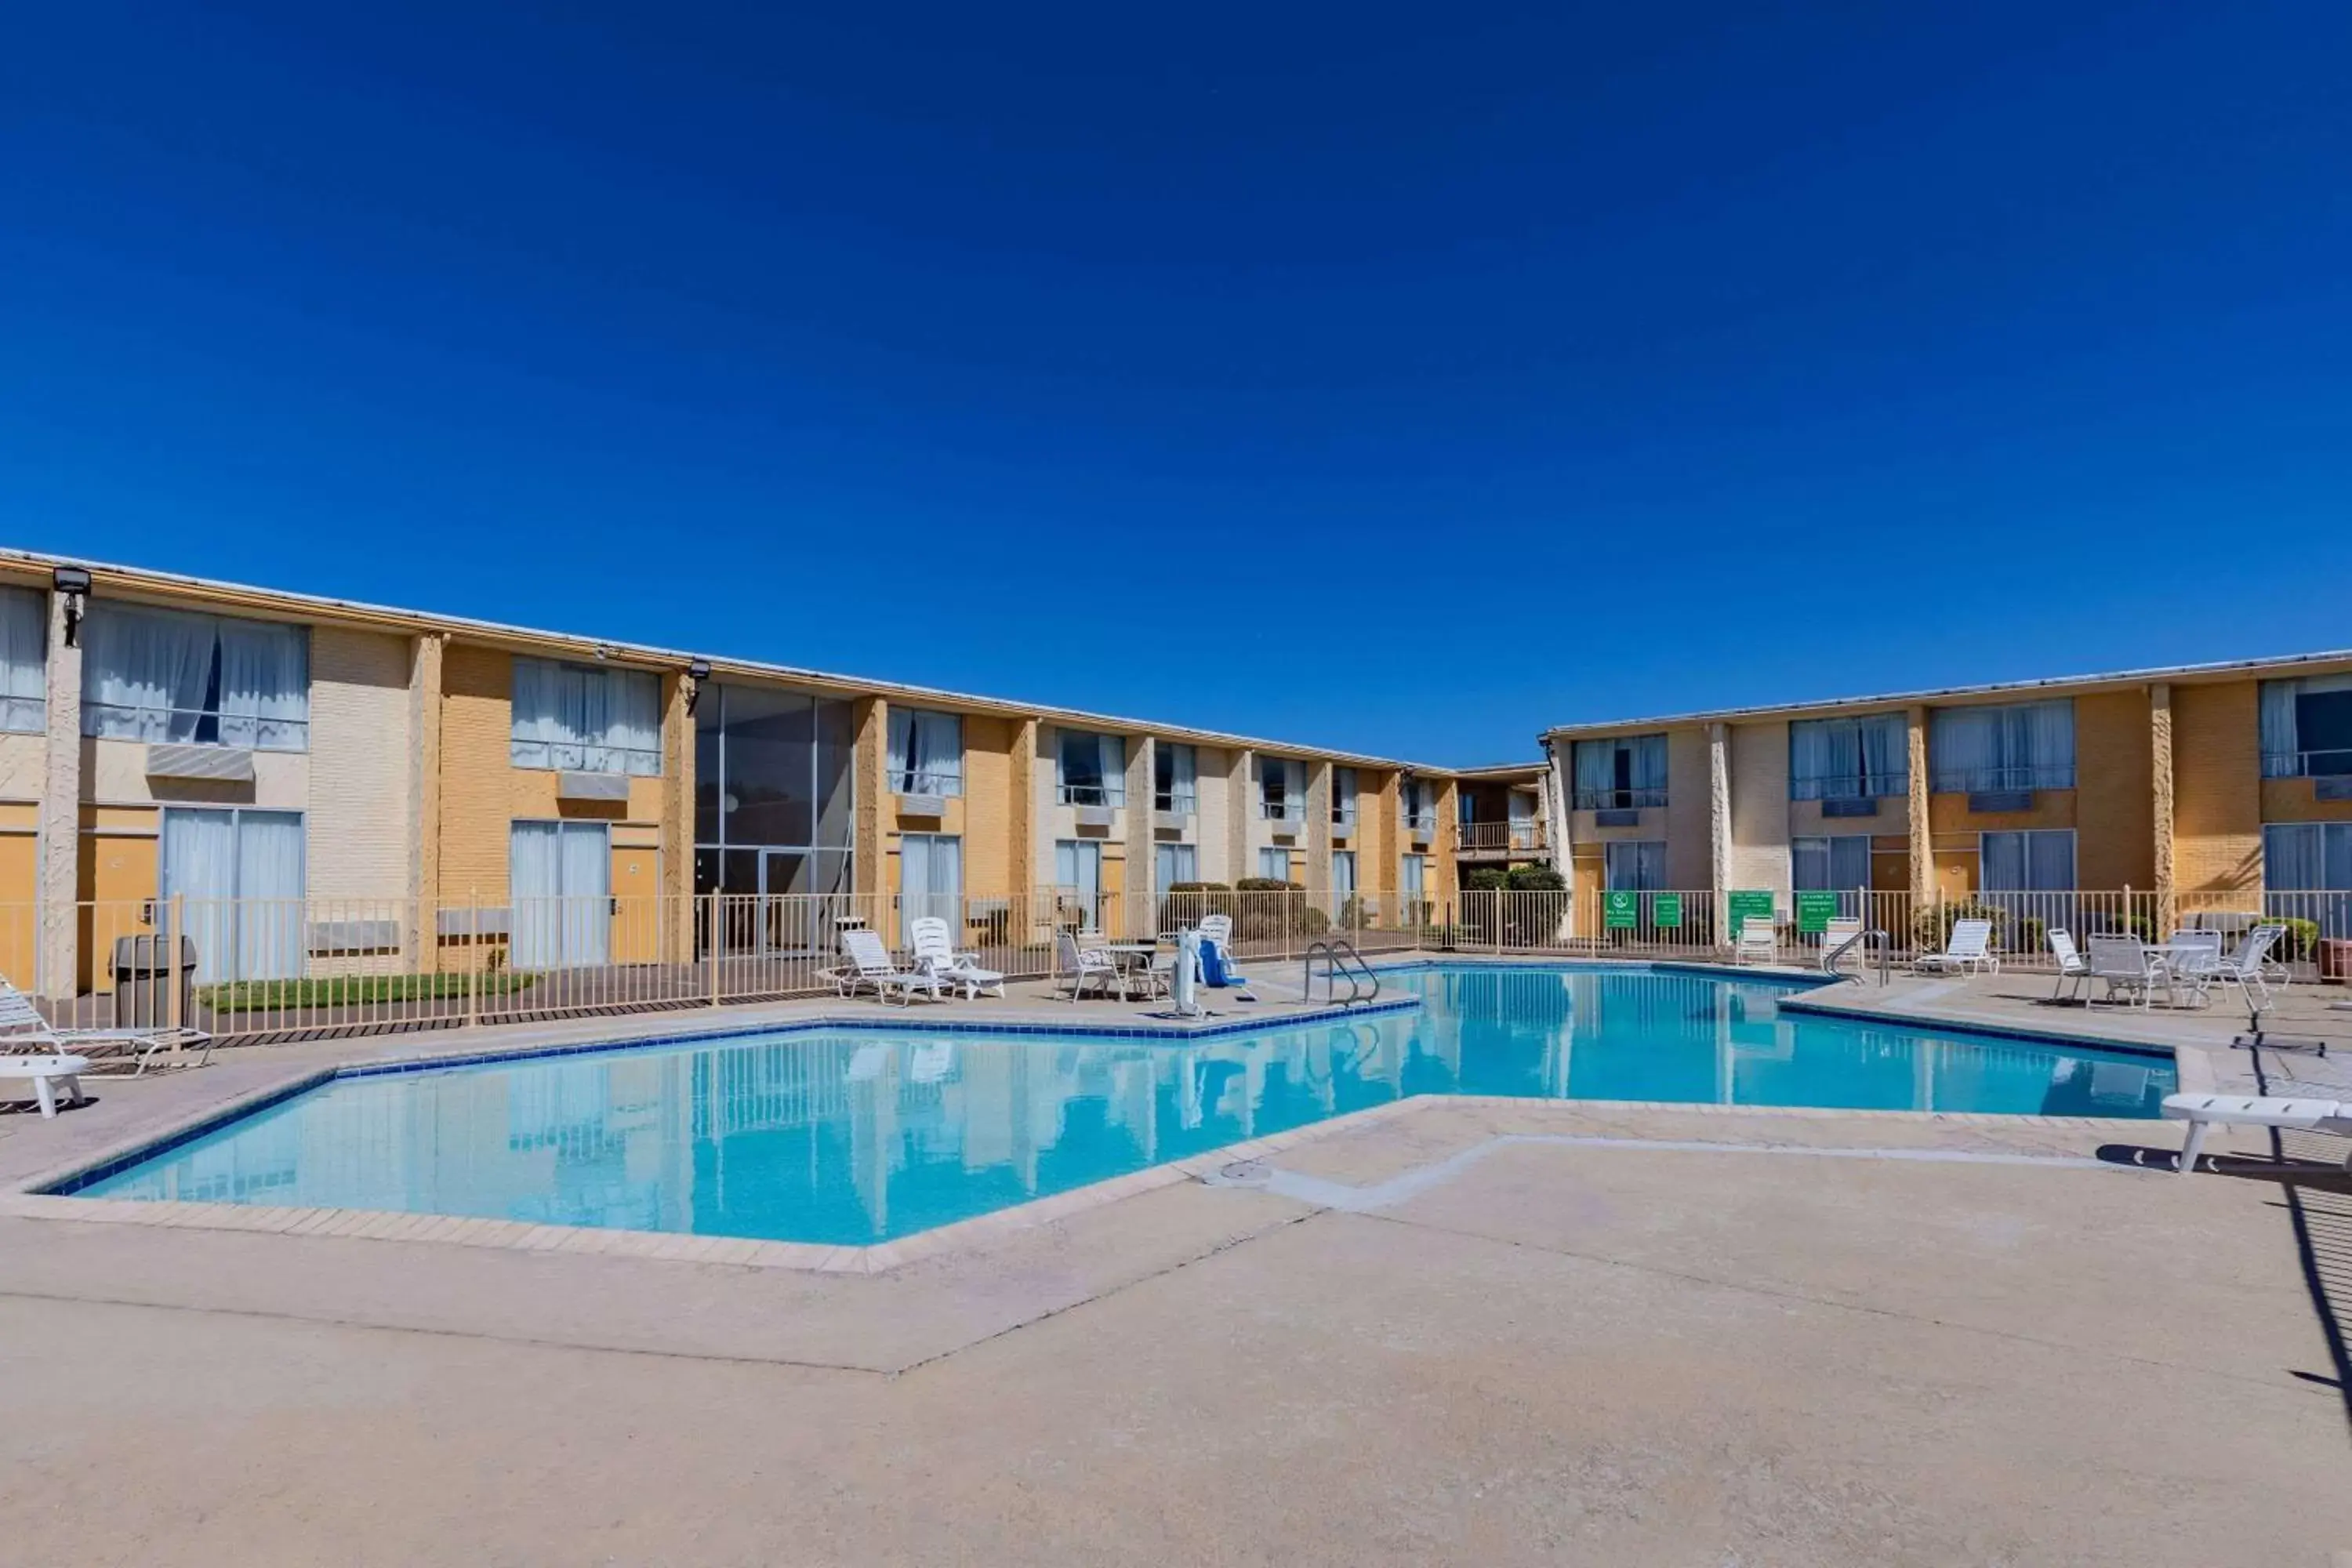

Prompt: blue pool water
[{"left": 71, "top": 965, "right": 2174, "bottom": 1245}]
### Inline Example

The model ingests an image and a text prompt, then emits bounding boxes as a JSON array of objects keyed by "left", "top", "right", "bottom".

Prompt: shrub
[
  {"left": 1158, "top": 881, "right": 1230, "bottom": 928},
  {"left": 1504, "top": 864, "right": 1566, "bottom": 892},
  {"left": 1463, "top": 867, "right": 1511, "bottom": 893},
  {"left": 2277, "top": 916, "right": 2321, "bottom": 962},
  {"left": 1234, "top": 877, "right": 1292, "bottom": 892}
]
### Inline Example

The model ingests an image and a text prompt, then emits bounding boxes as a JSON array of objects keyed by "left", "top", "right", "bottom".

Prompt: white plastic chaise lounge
[
  {"left": 2209, "top": 924, "right": 2288, "bottom": 1010},
  {"left": 0, "top": 1048, "right": 92, "bottom": 1118},
  {"left": 907, "top": 916, "right": 1005, "bottom": 1000},
  {"left": 1733, "top": 916, "right": 1777, "bottom": 966},
  {"left": 2164, "top": 1093, "right": 2352, "bottom": 1175},
  {"left": 1915, "top": 918, "right": 1998, "bottom": 976},
  {"left": 837, "top": 929, "right": 944, "bottom": 1007},
  {"left": 0, "top": 978, "right": 212, "bottom": 1075}
]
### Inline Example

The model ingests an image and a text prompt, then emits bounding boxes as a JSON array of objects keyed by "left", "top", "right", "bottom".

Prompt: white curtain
[
  {"left": 560, "top": 823, "right": 610, "bottom": 966},
  {"left": 0, "top": 586, "right": 43, "bottom": 734},
  {"left": 1259, "top": 848, "right": 1291, "bottom": 881},
  {"left": 1333, "top": 850, "right": 1357, "bottom": 908},
  {"left": 512, "top": 659, "right": 659, "bottom": 775},
  {"left": 2263, "top": 824, "right": 2328, "bottom": 890},
  {"left": 1571, "top": 742, "right": 1613, "bottom": 804},
  {"left": 83, "top": 604, "right": 214, "bottom": 742},
  {"left": 511, "top": 822, "right": 610, "bottom": 969},
  {"left": 1157, "top": 742, "right": 1196, "bottom": 811},
  {"left": 1054, "top": 840, "right": 1102, "bottom": 928},
  {"left": 1982, "top": 830, "right": 2074, "bottom": 892},
  {"left": 216, "top": 621, "right": 310, "bottom": 751},
  {"left": 1860, "top": 713, "right": 1907, "bottom": 796},
  {"left": 1333, "top": 767, "right": 1356, "bottom": 823},
  {"left": 1098, "top": 734, "right": 1126, "bottom": 806},
  {"left": 1605, "top": 840, "right": 1664, "bottom": 891},
  {"left": 1401, "top": 855, "right": 1425, "bottom": 899},
  {"left": 1795, "top": 835, "right": 1870, "bottom": 898},
  {"left": 1790, "top": 719, "right": 1859, "bottom": 800},
  {"left": 2259, "top": 680, "right": 2300, "bottom": 776},
  {"left": 899, "top": 833, "right": 963, "bottom": 946},
  {"left": 234, "top": 811, "right": 306, "bottom": 979},
  {"left": 1155, "top": 843, "right": 1196, "bottom": 888},
  {"left": 1629, "top": 735, "right": 1668, "bottom": 797},
  {"left": 1933, "top": 702, "right": 2072, "bottom": 791},
  {"left": 887, "top": 709, "right": 963, "bottom": 796},
  {"left": 162, "top": 808, "right": 240, "bottom": 982}
]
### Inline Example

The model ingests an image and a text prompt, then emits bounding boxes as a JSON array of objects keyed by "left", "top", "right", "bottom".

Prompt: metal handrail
[
  {"left": 1821, "top": 927, "right": 1892, "bottom": 985},
  {"left": 1302, "top": 938, "right": 1381, "bottom": 1006}
]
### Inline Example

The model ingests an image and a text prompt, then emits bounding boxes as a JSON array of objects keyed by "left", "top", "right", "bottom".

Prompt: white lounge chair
[
  {"left": 907, "top": 916, "right": 1005, "bottom": 1000},
  {"left": 1055, "top": 931, "right": 1123, "bottom": 1002},
  {"left": 2046, "top": 927, "right": 2091, "bottom": 1002},
  {"left": 0, "top": 978, "right": 212, "bottom": 1074},
  {"left": 0, "top": 1051, "right": 92, "bottom": 1118},
  {"left": 2164, "top": 1092, "right": 2352, "bottom": 1175},
  {"left": 1818, "top": 917, "right": 1864, "bottom": 975},
  {"left": 1733, "top": 916, "right": 1777, "bottom": 966},
  {"left": 2210, "top": 924, "right": 2286, "bottom": 1009},
  {"left": 2085, "top": 934, "right": 2171, "bottom": 1009},
  {"left": 837, "top": 929, "right": 943, "bottom": 1007},
  {"left": 1915, "top": 918, "right": 1998, "bottom": 976}
]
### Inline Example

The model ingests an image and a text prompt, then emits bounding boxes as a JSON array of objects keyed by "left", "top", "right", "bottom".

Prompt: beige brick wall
[
  {"left": 1196, "top": 746, "right": 1231, "bottom": 883},
  {"left": 2173, "top": 679, "right": 2262, "bottom": 893},
  {"left": 307, "top": 626, "right": 412, "bottom": 901},
  {"left": 437, "top": 643, "right": 512, "bottom": 902},
  {"left": 1664, "top": 727, "right": 1711, "bottom": 887},
  {"left": 2074, "top": 688, "right": 2153, "bottom": 890},
  {"left": 0, "top": 733, "right": 45, "bottom": 802},
  {"left": 1726, "top": 719, "right": 1790, "bottom": 896},
  {"left": 85, "top": 738, "right": 310, "bottom": 810}
]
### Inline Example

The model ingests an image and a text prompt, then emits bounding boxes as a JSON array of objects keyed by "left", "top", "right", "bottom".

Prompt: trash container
[
  {"left": 2320, "top": 938, "right": 2352, "bottom": 985},
  {"left": 113, "top": 934, "right": 198, "bottom": 1028}
]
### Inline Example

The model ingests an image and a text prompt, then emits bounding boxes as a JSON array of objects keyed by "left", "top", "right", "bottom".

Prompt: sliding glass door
[
  {"left": 511, "top": 821, "right": 612, "bottom": 971},
  {"left": 899, "top": 833, "right": 964, "bottom": 948},
  {"left": 160, "top": 808, "right": 305, "bottom": 982}
]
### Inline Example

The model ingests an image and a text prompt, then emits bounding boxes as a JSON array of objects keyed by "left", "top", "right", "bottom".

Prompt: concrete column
[
  {"left": 1907, "top": 705, "right": 1933, "bottom": 900},
  {"left": 1434, "top": 779, "right": 1461, "bottom": 900},
  {"left": 2151, "top": 682, "right": 2176, "bottom": 923},
  {"left": 1538, "top": 750, "right": 1570, "bottom": 877},
  {"left": 407, "top": 633, "right": 445, "bottom": 973},
  {"left": 1372, "top": 771, "right": 1400, "bottom": 896},
  {"left": 1707, "top": 722, "right": 1732, "bottom": 898},
  {"left": 851, "top": 697, "right": 887, "bottom": 920},
  {"left": 37, "top": 590, "right": 82, "bottom": 1000},
  {"left": 1123, "top": 735, "right": 1154, "bottom": 935},
  {"left": 1225, "top": 747, "right": 1252, "bottom": 885},
  {"left": 1009, "top": 718, "right": 1038, "bottom": 920},
  {"left": 1305, "top": 761, "right": 1333, "bottom": 898}
]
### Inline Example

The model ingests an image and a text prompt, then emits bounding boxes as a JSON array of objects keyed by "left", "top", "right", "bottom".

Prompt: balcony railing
[
  {"left": 890, "top": 770, "right": 964, "bottom": 798},
  {"left": 1458, "top": 822, "right": 1548, "bottom": 852},
  {"left": 1572, "top": 788, "right": 1667, "bottom": 811},
  {"left": 1928, "top": 764, "right": 2074, "bottom": 794},
  {"left": 1789, "top": 772, "right": 1908, "bottom": 802},
  {"left": 1259, "top": 801, "right": 1306, "bottom": 822},
  {"left": 1152, "top": 790, "right": 1197, "bottom": 815},
  {"left": 2263, "top": 749, "right": 2352, "bottom": 779},
  {"left": 1058, "top": 782, "right": 1125, "bottom": 808}
]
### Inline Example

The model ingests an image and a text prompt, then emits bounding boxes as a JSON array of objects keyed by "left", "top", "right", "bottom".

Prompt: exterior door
[
  {"left": 161, "top": 807, "right": 306, "bottom": 982},
  {"left": 609, "top": 845, "right": 659, "bottom": 964},
  {"left": 510, "top": 821, "right": 611, "bottom": 970},
  {"left": 899, "top": 833, "right": 963, "bottom": 949}
]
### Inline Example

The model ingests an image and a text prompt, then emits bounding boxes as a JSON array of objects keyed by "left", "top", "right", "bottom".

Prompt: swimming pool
[{"left": 66, "top": 964, "right": 2174, "bottom": 1245}]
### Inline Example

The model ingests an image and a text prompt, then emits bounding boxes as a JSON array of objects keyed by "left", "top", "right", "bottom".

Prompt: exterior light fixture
[
  {"left": 685, "top": 657, "right": 713, "bottom": 714},
  {"left": 52, "top": 565, "right": 91, "bottom": 647}
]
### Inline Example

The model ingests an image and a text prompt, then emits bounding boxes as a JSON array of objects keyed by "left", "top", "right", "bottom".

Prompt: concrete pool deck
[{"left": 3, "top": 960, "right": 2349, "bottom": 1563}]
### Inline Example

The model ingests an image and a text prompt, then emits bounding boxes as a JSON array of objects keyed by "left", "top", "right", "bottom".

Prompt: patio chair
[
  {"left": 837, "top": 929, "right": 943, "bottom": 1007},
  {"left": 0, "top": 1049, "right": 92, "bottom": 1118},
  {"left": 1733, "top": 916, "right": 1777, "bottom": 966},
  {"left": 1818, "top": 917, "right": 1864, "bottom": 975},
  {"left": 1054, "top": 931, "right": 1124, "bottom": 1003},
  {"left": 907, "top": 916, "right": 1005, "bottom": 1000},
  {"left": 2164, "top": 1092, "right": 2352, "bottom": 1175},
  {"left": 0, "top": 978, "right": 212, "bottom": 1075},
  {"left": 2085, "top": 935, "right": 2169, "bottom": 1009},
  {"left": 2211, "top": 924, "right": 2287, "bottom": 1009},
  {"left": 2164, "top": 929, "right": 2223, "bottom": 1007},
  {"left": 1915, "top": 918, "right": 1998, "bottom": 976},
  {"left": 2045, "top": 927, "right": 2091, "bottom": 1003},
  {"left": 1191, "top": 915, "right": 1250, "bottom": 991}
]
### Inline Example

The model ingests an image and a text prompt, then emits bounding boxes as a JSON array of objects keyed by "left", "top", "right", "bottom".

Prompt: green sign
[
  {"left": 1650, "top": 892, "right": 1683, "bottom": 929},
  {"left": 1726, "top": 890, "right": 1775, "bottom": 938},
  {"left": 1602, "top": 890, "right": 1639, "bottom": 930},
  {"left": 1795, "top": 891, "right": 1841, "bottom": 935}
]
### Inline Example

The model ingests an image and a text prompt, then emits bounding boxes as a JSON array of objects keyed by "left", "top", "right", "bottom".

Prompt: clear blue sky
[{"left": 5, "top": 2, "right": 2347, "bottom": 764}]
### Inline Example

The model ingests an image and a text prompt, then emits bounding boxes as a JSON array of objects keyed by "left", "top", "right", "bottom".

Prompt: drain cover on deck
[{"left": 1213, "top": 1159, "right": 1270, "bottom": 1186}]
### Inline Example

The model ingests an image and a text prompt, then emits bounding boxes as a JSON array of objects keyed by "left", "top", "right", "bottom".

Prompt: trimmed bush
[{"left": 2277, "top": 916, "right": 2321, "bottom": 962}]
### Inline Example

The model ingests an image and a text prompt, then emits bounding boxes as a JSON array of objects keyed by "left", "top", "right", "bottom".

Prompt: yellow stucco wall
[
  {"left": 2172, "top": 679, "right": 2262, "bottom": 895},
  {"left": 437, "top": 643, "right": 514, "bottom": 902}
]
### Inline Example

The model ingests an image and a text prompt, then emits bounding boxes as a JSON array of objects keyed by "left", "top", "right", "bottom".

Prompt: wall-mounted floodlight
[
  {"left": 52, "top": 565, "right": 91, "bottom": 647},
  {"left": 685, "top": 657, "right": 713, "bottom": 714}
]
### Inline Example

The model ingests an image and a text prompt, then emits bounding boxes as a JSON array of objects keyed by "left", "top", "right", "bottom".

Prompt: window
[
  {"left": 2260, "top": 677, "right": 2352, "bottom": 779},
  {"left": 1332, "top": 767, "right": 1357, "bottom": 829},
  {"left": 1054, "top": 839, "right": 1105, "bottom": 928},
  {"left": 1572, "top": 735, "right": 1668, "bottom": 810},
  {"left": 1401, "top": 854, "right": 1426, "bottom": 901},
  {"left": 1790, "top": 713, "right": 1907, "bottom": 800},
  {"left": 691, "top": 683, "right": 855, "bottom": 898},
  {"left": 1155, "top": 842, "right": 1198, "bottom": 889},
  {"left": 1791, "top": 835, "right": 1872, "bottom": 909},
  {"left": 1402, "top": 777, "right": 1438, "bottom": 833},
  {"left": 1603, "top": 840, "right": 1666, "bottom": 891},
  {"left": 1332, "top": 850, "right": 1357, "bottom": 910},
  {"left": 82, "top": 604, "right": 309, "bottom": 751},
  {"left": 1508, "top": 790, "right": 1539, "bottom": 848},
  {"left": 1058, "top": 730, "right": 1125, "bottom": 807},
  {"left": 1155, "top": 742, "right": 1196, "bottom": 814},
  {"left": 886, "top": 709, "right": 963, "bottom": 797},
  {"left": 1257, "top": 756, "right": 1306, "bottom": 821},
  {"left": 2265, "top": 823, "right": 2352, "bottom": 938},
  {"left": 1929, "top": 701, "right": 2074, "bottom": 793},
  {"left": 510, "top": 820, "right": 611, "bottom": 970},
  {"left": 511, "top": 657, "right": 661, "bottom": 775},
  {"left": 160, "top": 807, "right": 306, "bottom": 981},
  {"left": 0, "top": 587, "right": 42, "bottom": 734},
  {"left": 1980, "top": 829, "right": 2075, "bottom": 891},
  {"left": 898, "top": 833, "right": 964, "bottom": 947},
  {"left": 1258, "top": 848, "right": 1294, "bottom": 882}
]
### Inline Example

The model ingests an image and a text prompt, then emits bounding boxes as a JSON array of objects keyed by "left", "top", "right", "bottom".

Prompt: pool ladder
[
  {"left": 1303, "top": 938, "right": 1381, "bottom": 1007},
  {"left": 1822, "top": 927, "right": 1893, "bottom": 985}
]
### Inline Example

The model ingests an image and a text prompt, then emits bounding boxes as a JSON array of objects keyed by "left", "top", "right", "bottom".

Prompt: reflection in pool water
[{"left": 76, "top": 966, "right": 2172, "bottom": 1245}]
